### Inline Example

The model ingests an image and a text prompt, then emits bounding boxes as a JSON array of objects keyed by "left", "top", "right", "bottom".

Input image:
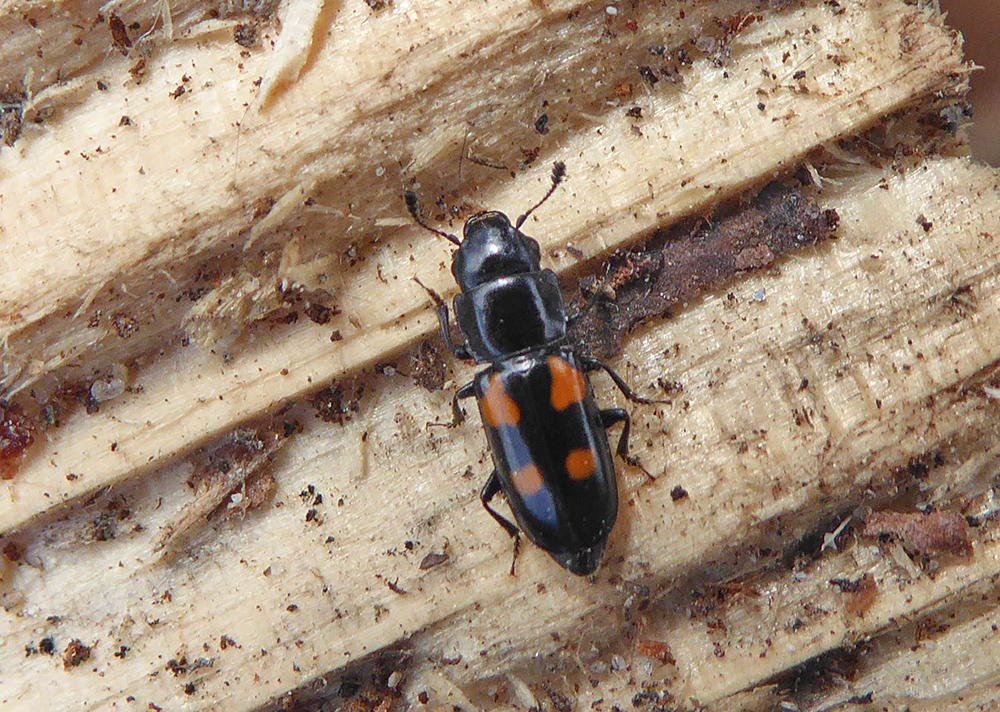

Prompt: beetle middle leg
[
  {"left": 481, "top": 471, "right": 522, "bottom": 575},
  {"left": 581, "top": 357, "right": 666, "bottom": 405},
  {"left": 582, "top": 358, "right": 663, "bottom": 477},
  {"left": 422, "top": 376, "right": 474, "bottom": 430},
  {"left": 428, "top": 380, "right": 475, "bottom": 430}
]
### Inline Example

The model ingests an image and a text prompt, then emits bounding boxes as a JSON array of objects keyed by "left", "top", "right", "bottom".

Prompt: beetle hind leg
[
  {"left": 600, "top": 408, "right": 631, "bottom": 457},
  {"left": 481, "top": 471, "right": 520, "bottom": 538},
  {"left": 601, "top": 407, "right": 655, "bottom": 481},
  {"left": 481, "top": 471, "right": 522, "bottom": 575}
]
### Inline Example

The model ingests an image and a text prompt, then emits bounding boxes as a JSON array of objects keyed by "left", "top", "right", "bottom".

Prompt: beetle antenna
[
  {"left": 515, "top": 161, "right": 566, "bottom": 229},
  {"left": 404, "top": 191, "right": 461, "bottom": 246}
]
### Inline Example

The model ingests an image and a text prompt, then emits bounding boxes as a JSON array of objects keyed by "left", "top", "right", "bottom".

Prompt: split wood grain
[
  {"left": 0, "top": 0, "right": 995, "bottom": 710},
  {"left": 0, "top": 0, "right": 965, "bottom": 537}
]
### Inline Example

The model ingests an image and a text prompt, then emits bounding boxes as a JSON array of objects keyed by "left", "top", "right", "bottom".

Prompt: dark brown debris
[
  {"left": 233, "top": 23, "right": 258, "bottom": 48},
  {"left": 418, "top": 552, "right": 449, "bottom": 570},
  {"left": 111, "top": 311, "right": 140, "bottom": 339},
  {"left": 304, "top": 301, "right": 332, "bottom": 325},
  {"left": 409, "top": 340, "right": 447, "bottom": 392},
  {"left": 0, "top": 92, "right": 25, "bottom": 147},
  {"left": 89, "top": 495, "right": 133, "bottom": 542},
  {"left": 311, "top": 383, "right": 362, "bottom": 425},
  {"left": 636, "top": 638, "right": 676, "bottom": 665},
  {"left": 153, "top": 422, "right": 290, "bottom": 556},
  {"left": 771, "top": 646, "right": 864, "bottom": 700},
  {"left": 2, "top": 540, "right": 23, "bottom": 563},
  {"left": 108, "top": 14, "right": 132, "bottom": 56},
  {"left": 129, "top": 58, "right": 147, "bottom": 79},
  {"left": 862, "top": 510, "right": 972, "bottom": 558},
  {"left": 829, "top": 573, "right": 878, "bottom": 617},
  {"left": 567, "top": 182, "right": 839, "bottom": 359},
  {"left": 253, "top": 652, "right": 407, "bottom": 712},
  {"left": 63, "top": 639, "right": 92, "bottom": 669},
  {"left": 0, "top": 404, "right": 36, "bottom": 480}
]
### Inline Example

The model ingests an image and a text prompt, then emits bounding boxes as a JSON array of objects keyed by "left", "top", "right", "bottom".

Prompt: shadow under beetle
[{"left": 405, "top": 163, "right": 656, "bottom": 575}]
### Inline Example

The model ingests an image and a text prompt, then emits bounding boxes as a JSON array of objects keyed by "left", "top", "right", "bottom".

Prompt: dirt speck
[{"left": 63, "top": 639, "right": 92, "bottom": 669}]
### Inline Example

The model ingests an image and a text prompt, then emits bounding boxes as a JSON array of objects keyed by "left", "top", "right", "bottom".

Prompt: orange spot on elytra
[
  {"left": 512, "top": 464, "right": 544, "bottom": 496},
  {"left": 549, "top": 356, "right": 587, "bottom": 411},
  {"left": 566, "top": 448, "right": 596, "bottom": 481},
  {"left": 481, "top": 374, "right": 520, "bottom": 428}
]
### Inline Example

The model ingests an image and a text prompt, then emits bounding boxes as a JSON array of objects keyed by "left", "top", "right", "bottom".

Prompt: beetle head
[{"left": 451, "top": 212, "right": 542, "bottom": 291}]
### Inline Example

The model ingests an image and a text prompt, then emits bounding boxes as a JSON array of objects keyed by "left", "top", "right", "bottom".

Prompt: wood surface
[{"left": 1, "top": 0, "right": 998, "bottom": 710}]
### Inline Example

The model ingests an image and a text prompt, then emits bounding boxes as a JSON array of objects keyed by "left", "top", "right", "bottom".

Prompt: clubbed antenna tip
[
  {"left": 404, "top": 190, "right": 420, "bottom": 217},
  {"left": 516, "top": 161, "right": 567, "bottom": 229},
  {"left": 404, "top": 191, "right": 461, "bottom": 246},
  {"left": 552, "top": 161, "right": 566, "bottom": 183}
]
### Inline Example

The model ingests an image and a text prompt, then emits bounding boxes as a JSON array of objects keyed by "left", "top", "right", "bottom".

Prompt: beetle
[{"left": 405, "top": 162, "right": 655, "bottom": 575}]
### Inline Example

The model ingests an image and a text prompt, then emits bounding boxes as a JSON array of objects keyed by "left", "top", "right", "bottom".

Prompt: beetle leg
[
  {"left": 601, "top": 406, "right": 654, "bottom": 480},
  {"left": 413, "top": 277, "right": 473, "bottom": 360},
  {"left": 427, "top": 381, "right": 476, "bottom": 429},
  {"left": 448, "top": 381, "right": 475, "bottom": 427},
  {"left": 582, "top": 357, "right": 667, "bottom": 405},
  {"left": 480, "top": 472, "right": 522, "bottom": 576},
  {"left": 585, "top": 358, "right": 661, "bottom": 478},
  {"left": 600, "top": 408, "right": 631, "bottom": 457},
  {"left": 481, "top": 471, "right": 521, "bottom": 538},
  {"left": 450, "top": 381, "right": 476, "bottom": 425},
  {"left": 509, "top": 531, "right": 521, "bottom": 577}
]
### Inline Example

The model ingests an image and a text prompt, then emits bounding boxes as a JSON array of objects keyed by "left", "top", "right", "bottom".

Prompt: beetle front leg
[
  {"left": 449, "top": 381, "right": 476, "bottom": 426},
  {"left": 413, "top": 277, "right": 473, "bottom": 361}
]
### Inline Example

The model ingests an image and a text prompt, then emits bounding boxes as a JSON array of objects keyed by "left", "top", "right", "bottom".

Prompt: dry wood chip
[{"left": 153, "top": 423, "right": 290, "bottom": 557}]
